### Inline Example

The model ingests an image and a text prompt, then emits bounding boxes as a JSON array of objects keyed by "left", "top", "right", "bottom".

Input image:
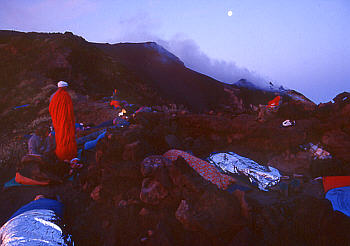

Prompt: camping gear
[
  {"left": 84, "top": 131, "right": 106, "bottom": 150},
  {"left": 49, "top": 87, "right": 77, "bottom": 161},
  {"left": 325, "top": 186, "right": 350, "bottom": 217},
  {"left": 309, "top": 143, "right": 331, "bottom": 160},
  {"left": 163, "top": 149, "right": 236, "bottom": 190},
  {"left": 113, "top": 117, "right": 130, "bottom": 127},
  {"left": 282, "top": 119, "right": 295, "bottom": 127},
  {"left": 77, "top": 129, "right": 106, "bottom": 145},
  {"left": 118, "top": 108, "right": 127, "bottom": 117},
  {"left": 9, "top": 198, "right": 64, "bottom": 220},
  {"left": 110, "top": 100, "right": 121, "bottom": 109},
  {"left": 135, "top": 106, "right": 152, "bottom": 114},
  {"left": 15, "top": 172, "right": 50, "bottom": 186},
  {"left": 90, "top": 117, "right": 129, "bottom": 129},
  {"left": 92, "top": 120, "right": 114, "bottom": 129},
  {"left": 207, "top": 152, "right": 281, "bottom": 191},
  {"left": 267, "top": 95, "right": 281, "bottom": 108},
  {"left": 323, "top": 176, "right": 350, "bottom": 193},
  {"left": 4, "top": 177, "right": 31, "bottom": 188},
  {"left": 0, "top": 199, "right": 73, "bottom": 245},
  {"left": 13, "top": 104, "right": 30, "bottom": 110}
]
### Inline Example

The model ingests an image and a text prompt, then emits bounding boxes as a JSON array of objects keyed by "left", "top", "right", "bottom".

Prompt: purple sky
[{"left": 1, "top": 0, "right": 349, "bottom": 103}]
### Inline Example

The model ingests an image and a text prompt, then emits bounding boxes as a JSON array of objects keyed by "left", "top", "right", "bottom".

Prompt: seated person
[
  {"left": 28, "top": 123, "right": 55, "bottom": 158},
  {"left": 0, "top": 195, "right": 74, "bottom": 245}
]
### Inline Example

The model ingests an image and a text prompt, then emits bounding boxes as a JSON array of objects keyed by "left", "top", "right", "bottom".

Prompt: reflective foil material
[
  {"left": 207, "top": 152, "right": 281, "bottom": 191},
  {"left": 0, "top": 209, "right": 73, "bottom": 245}
]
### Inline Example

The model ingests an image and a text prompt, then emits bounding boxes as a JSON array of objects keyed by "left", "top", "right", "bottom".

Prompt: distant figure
[
  {"left": 110, "top": 89, "right": 121, "bottom": 109},
  {"left": 49, "top": 81, "right": 77, "bottom": 161},
  {"left": 0, "top": 195, "right": 73, "bottom": 245}
]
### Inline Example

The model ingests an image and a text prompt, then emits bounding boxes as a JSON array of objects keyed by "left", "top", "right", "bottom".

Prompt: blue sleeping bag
[
  {"left": 325, "top": 186, "right": 350, "bottom": 217},
  {"left": 9, "top": 198, "right": 64, "bottom": 220},
  {"left": 84, "top": 131, "right": 106, "bottom": 150}
]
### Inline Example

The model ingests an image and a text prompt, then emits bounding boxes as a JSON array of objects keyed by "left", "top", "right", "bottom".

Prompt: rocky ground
[{"left": 1, "top": 92, "right": 350, "bottom": 246}]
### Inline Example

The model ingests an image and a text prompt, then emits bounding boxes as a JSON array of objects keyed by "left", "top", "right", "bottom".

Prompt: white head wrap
[{"left": 57, "top": 81, "right": 68, "bottom": 88}]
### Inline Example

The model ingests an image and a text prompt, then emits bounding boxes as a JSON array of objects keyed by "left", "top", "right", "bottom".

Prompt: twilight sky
[{"left": 1, "top": 0, "right": 349, "bottom": 103}]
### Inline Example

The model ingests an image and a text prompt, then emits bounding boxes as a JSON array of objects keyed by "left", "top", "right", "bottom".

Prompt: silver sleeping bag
[
  {"left": 0, "top": 209, "right": 73, "bottom": 246},
  {"left": 208, "top": 152, "right": 281, "bottom": 191}
]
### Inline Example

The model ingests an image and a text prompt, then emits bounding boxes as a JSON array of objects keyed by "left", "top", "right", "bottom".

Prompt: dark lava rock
[
  {"left": 322, "top": 130, "right": 350, "bottom": 162},
  {"left": 140, "top": 178, "right": 169, "bottom": 205}
]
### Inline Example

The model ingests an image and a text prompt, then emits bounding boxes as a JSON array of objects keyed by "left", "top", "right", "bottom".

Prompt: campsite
[{"left": 0, "top": 30, "right": 350, "bottom": 245}]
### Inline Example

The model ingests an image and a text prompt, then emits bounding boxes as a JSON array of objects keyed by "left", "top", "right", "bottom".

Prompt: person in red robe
[{"left": 49, "top": 81, "right": 77, "bottom": 161}]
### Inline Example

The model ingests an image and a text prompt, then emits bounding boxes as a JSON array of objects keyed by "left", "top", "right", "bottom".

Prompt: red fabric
[
  {"left": 135, "top": 106, "right": 145, "bottom": 114},
  {"left": 163, "top": 149, "right": 236, "bottom": 190},
  {"left": 15, "top": 172, "right": 50, "bottom": 186},
  {"left": 110, "top": 100, "right": 121, "bottom": 109},
  {"left": 49, "top": 88, "right": 77, "bottom": 161},
  {"left": 267, "top": 96, "right": 281, "bottom": 108},
  {"left": 323, "top": 176, "right": 350, "bottom": 193}
]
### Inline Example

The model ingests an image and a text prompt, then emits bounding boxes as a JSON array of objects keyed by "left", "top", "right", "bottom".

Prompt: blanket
[
  {"left": 163, "top": 149, "right": 236, "bottom": 190},
  {"left": 325, "top": 186, "right": 350, "bottom": 217}
]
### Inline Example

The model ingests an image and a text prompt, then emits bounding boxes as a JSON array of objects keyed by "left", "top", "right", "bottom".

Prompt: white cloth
[{"left": 57, "top": 81, "right": 68, "bottom": 88}]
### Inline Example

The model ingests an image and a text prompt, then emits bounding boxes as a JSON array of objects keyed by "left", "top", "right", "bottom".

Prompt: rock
[
  {"left": 175, "top": 200, "right": 195, "bottom": 231},
  {"left": 140, "top": 178, "right": 169, "bottom": 205},
  {"left": 139, "top": 207, "right": 151, "bottom": 216},
  {"left": 90, "top": 185, "right": 102, "bottom": 201},
  {"left": 333, "top": 92, "right": 350, "bottom": 104},
  {"left": 112, "top": 194, "right": 123, "bottom": 207},
  {"left": 122, "top": 140, "right": 141, "bottom": 161},
  {"left": 167, "top": 156, "right": 209, "bottom": 195},
  {"left": 250, "top": 195, "right": 350, "bottom": 245},
  {"left": 102, "top": 220, "right": 110, "bottom": 229},
  {"left": 228, "top": 227, "right": 255, "bottom": 246},
  {"left": 175, "top": 190, "right": 246, "bottom": 237},
  {"left": 322, "top": 130, "right": 350, "bottom": 162},
  {"left": 267, "top": 151, "right": 312, "bottom": 175},
  {"left": 118, "top": 200, "right": 128, "bottom": 208},
  {"left": 309, "top": 158, "right": 349, "bottom": 178},
  {"left": 165, "top": 134, "right": 182, "bottom": 149},
  {"left": 140, "top": 155, "right": 172, "bottom": 177}
]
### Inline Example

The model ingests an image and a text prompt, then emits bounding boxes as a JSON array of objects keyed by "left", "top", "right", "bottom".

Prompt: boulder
[
  {"left": 90, "top": 184, "right": 103, "bottom": 201},
  {"left": 322, "top": 130, "right": 350, "bottom": 162},
  {"left": 123, "top": 140, "right": 141, "bottom": 161},
  {"left": 140, "top": 178, "right": 169, "bottom": 205},
  {"left": 165, "top": 134, "right": 183, "bottom": 149},
  {"left": 141, "top": 155, "right": 172, "bottom": 177},
  {"left": 175, "top": 190, "right": 245, "bottom": 238}
]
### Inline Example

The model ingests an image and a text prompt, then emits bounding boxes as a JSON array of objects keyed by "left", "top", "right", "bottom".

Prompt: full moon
[{"left": 227, "top": 10, "right": 233, "bottom": 16}]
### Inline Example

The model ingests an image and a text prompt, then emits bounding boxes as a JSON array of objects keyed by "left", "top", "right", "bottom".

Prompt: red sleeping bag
[
  {"left": 267, "top": 96, "right": 281, "bottom": 108},
  {"left": 110, "top": 100, "right": 121, "bottom": 109},
  {"left": 323, "top": 176, "right": 350, "bottom": 193},
  {"left": 15, "top": 172, "right": 50, "bottom": 186}
]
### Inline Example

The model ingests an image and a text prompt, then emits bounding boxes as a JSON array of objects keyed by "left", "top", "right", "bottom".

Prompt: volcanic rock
[
  {"left": 322, "top": 130, "right": 350, "bottom": 162},
  {"left": 140, "top": 178, "right": 169, "bottom": 205}
]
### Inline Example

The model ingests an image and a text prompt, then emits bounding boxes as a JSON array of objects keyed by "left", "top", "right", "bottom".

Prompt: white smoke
[{"left": 156, "top": 36, "right": 268, "bottom": 87}]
